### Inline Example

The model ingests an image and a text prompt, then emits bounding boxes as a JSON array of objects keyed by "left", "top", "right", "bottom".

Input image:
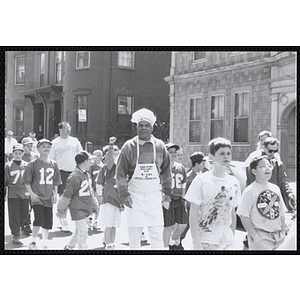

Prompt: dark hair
[
  {"left": 249, "top": 155, "right": 269, "bottom": 171},
  {"left": 208, "top": 137, "right": 232, "bottom": 156},
  {"left": 58, "top": 121, "right": 70, "bottom": 130},
  {"left": 264, "top": 137, "right": 279, "bottom": 148}
]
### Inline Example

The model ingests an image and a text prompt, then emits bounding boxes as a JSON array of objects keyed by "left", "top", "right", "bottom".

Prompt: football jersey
[
  {"left": 170, "top": 161, "right": 187, "bottom": 200},
  {"left": 89, "top": 162, "right": 103, "bottom": 190},
  {"left": 22, "top": 158, "right": 61, "bottom": 207},
  {"left": 5, "top": 160, "right": 29, "bottom": 199},
  {"left": 62, "top": 167, "right": 96, "bottom": 220}
]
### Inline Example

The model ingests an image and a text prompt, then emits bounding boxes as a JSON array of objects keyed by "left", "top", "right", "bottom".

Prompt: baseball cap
[
  {"left": 12, "top": 143, "right": 24, "bottom": 152},
  {"left": 37, "top": 138, "right": 52, "bottom": 147},
  {"left": 190, "top": 152, "right": 205, "bottom": 164},
  {"left": 22, "top": 137, "right": 34, "bottom": 146},
  {"left": 165, "top": 142, "right": 179, "bottom": 151},
  {"left": 75, "top": 151, "right": 94, "bottom": 165}
]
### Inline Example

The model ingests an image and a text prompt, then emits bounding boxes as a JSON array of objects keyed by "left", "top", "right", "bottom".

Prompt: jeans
[
  {"left": 8, "top": 198, "right": 30, "bottom": 237},
  {"left": 68, "top": 219, "right": 88, "bottom": 250},
  {"left": 128, "top": 226, "right": 164, "bottom": 250}
]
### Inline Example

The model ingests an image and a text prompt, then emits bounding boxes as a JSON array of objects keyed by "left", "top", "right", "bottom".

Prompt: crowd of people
[{"left": 4, "top": 109, "right": 297, "bottom": 251}]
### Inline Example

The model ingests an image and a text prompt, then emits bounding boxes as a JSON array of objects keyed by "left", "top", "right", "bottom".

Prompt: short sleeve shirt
[
  {"left": 237, "top": 181, "right": 287, "bottom": 232},
  {"left": 184, "top": 171, "right": 241, "bottom": 245},
  {"left": 171, "top": 161, "right": 187, "bottom": 200},
  {"left": 22, "top": 158, "right": 61, "bottom": 207}
]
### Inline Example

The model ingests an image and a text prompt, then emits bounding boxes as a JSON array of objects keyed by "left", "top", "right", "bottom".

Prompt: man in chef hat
[{"left": 116, "top": 108, "right": 172, "bottom": 250}]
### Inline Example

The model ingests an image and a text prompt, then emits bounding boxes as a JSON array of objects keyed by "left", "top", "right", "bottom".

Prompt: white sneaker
[
  {"left": 28, "top": 242, "right": 38, "bottom": 250},
  {"left": 105, "top": 244, "right": 116, "bottom": 250},
  {"left": 62, "top": 224, "right": 70, "bottom": 232},
  {"left": 140, "top": 232, "right": 147, "bottom": 242}
]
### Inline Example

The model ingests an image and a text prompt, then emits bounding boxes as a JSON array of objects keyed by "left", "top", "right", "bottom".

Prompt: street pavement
[{"left": 4, "top": 182, "right": 296, "bottom": 252}]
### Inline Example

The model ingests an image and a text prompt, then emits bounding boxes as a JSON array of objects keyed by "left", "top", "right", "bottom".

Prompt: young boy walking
[
  {"left": 237, "top": 155, "right": 288, "bottom": 250},
  {"left": 185, "top": 138, "right": 241, "bottom": 250},
  {"left": 23, "top": 139, "right": 61, "bottom": 250},
  {"left": 5, "top": 144, "right": 30, "bottom": 244},
  {"left": 57, "top": 151, "right": 99, "bottom": 250}
]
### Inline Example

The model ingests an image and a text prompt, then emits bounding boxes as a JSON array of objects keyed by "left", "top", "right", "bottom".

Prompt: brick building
[
  {"left": 5, "top": 51, "right": 171, "bottom": 148},
  {"left": 165, "top": 51, "right": 296, "bottom": 180}
]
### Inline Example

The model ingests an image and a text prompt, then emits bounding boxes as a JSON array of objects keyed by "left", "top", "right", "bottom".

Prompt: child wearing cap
[
  {"left": 23, "top": 139, "right": 61, "bottom": 250},
  {"left": 237, "top": 155, "right": 288, "bottom": 250},
  {"left": 96, "top": 137, "right": 124, "bottom": 250},
  {"left": 88, "top": 149, "right": 104, "bottom": 230},
  {"left": 57, "top": 151, "right": 99, "bottom": 250},
  {"left": 5, "top": 144, "right": 30, "bottom": 245},
  {"left": 185, "top": 138, "right": 241, "bottom": 250},
  {"left": 22, "top": 137, "right": 39, "bottom": 162}
]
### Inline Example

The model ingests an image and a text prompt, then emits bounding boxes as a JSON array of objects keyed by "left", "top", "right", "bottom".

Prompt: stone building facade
[{"left": 165, "top": 51, "right": 296, "bottom": 180}]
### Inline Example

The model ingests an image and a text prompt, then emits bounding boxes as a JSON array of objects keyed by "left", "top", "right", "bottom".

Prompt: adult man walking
[
  {"left": 49, "top": 121, "right": 83, "bottom": 232},
  {"left": 116, "top": 108, "right": 172, "bottom": 250}
]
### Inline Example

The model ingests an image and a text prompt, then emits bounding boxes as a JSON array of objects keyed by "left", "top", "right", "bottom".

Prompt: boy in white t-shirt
[
  {"left": 185, "top": 138, "right": 241, "bottom": 250},
  {"left": 237, "top": 155, "right": 288, "bottom": 250}
]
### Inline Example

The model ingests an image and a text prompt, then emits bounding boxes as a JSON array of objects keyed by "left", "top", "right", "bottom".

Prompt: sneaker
[
  {"left": 64, "top": 245, "right": 73, "bottom": 250},
  {"left": 86, "top": 216, "right": 93, "bottom": 228},
  {"left": 92, "top": 221, "right": 98, "bottom": 230},
  {"left": 140, "top": 232, "right": 147, "bottom": 242},
  {"left": 12, "top": 236, "right": 22, "bottom": 245},
  {"left": 60, "top": 219, "right": 70, "bottom": 232},
  {"left": 28, "top": 242, "right": 38, "bottom": 250},
  {"left": 22, "top": 225, "right": 32, "bottom": 235},
  {"left": 105, "top": 244, "right": 116, "bottom": 250}
]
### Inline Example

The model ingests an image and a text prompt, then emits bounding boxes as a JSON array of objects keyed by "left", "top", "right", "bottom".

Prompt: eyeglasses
[
  {"left": 266, "top": 148, "right": 278, "bottom": 153},
  {"left": 257, "top": 165, "right": 274, "bottom": 171}
]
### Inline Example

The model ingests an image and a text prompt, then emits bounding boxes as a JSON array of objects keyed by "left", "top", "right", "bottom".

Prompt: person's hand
[
  {"left": 56, "top": 210, "right": 64, "bottom": 219},
  {"left": 162, "top": 194, "right": 171, "bottom": 210},
  {"left": 30, "top": 192, "right": 40, "bottom": 204},
  {"left": 51, "top": 194, "right": 57, "bottom": 204},
  {"left": 119, "top": 204, "right": 125, "bottom": 212},
  {"left": 123, "top": 195, "right": 133, "bottom": 208}
]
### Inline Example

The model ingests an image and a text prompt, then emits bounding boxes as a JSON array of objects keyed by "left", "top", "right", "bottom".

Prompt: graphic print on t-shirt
[
  {"left": 199, "top": 185, "right": 236, "bottom": 232},
  {"left": 256, "top": 190, "right": 280, "bottom": 220}
]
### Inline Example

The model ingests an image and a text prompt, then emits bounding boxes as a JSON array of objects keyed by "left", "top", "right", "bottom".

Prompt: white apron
[{"left": 127, "top": 138, "right": 163, "bottom": 227}]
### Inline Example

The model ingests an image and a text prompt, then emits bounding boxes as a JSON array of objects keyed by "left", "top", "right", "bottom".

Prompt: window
[
  {"left": 118, "top": 52, "right": 135, "bottom": 68},
  {"left": 39, "top": 53, "right": 45, "bottom": 86},
  {"left": 75, "top": 95, "right": 88, "bottom": 134},
  {"left": 233, "top": 91, "right": 249, "bottom": 143},
  {"left": 15, "top": 106, "right": 24, "bottom": 136},
  {"left": 189, "top": 97, "right": 202, "bottom": 143},
  {"left": 15, "top": 56, "right": 25, "bottom": 84},
  {"left": 118, "top": 96, "right": 133, "bottom": 115},
  {"left": 76, "top": 51, "right": 90, "bottom": 69},
  {"left": 55, "top": 51, "right": 62, "bottom": 84},
  {"left": 194, "top": 51, "right": 206, "bottom": 61},
  {"left": 210, "top": 95, "right": 224, "bottom": 139}
]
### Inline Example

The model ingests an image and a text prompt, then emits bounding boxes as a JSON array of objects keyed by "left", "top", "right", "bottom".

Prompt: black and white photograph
[{"left": 2, "top": 49, "right": 297, "bottom": 253}]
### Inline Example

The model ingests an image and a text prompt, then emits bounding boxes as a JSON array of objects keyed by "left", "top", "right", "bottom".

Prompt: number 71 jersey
[{"left": 22, "top": 158, "right": 62, "bottom": 205}]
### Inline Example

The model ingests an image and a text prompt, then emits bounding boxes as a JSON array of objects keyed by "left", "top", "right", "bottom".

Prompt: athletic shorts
[
  {"left": 163, "top": 198, "right": 188, "bottom": 227},
  {"left": 99, "top": 203, "right": 121, "bottom": 228},
  {"left": 32, "top": 205, "right": 53, "bottom": 229},
  {"left": 58, "top": 170, "right": 72, "bottom": 195}
]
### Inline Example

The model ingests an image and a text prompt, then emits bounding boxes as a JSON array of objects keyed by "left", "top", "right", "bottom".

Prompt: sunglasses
[{"left": 266, "top": 148, "right": 278, "bottom": 153}]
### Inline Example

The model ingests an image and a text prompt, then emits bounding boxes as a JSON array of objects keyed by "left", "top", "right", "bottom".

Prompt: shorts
[
  {"left": 32, "top": 205, "right": 53, "bottom": 229},
  {"left": 58, "top": 170, "right": 72, "bottom": 195},
  {"left": 163, "top": 198, "right": 188, "bottom": 227},
  {"left": 99, "top": 203, "right": 121, "bottom": 228}
]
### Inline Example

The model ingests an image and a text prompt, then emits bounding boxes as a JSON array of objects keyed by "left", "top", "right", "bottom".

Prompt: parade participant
[
  {"left": 5, "top": 131, "right": 18, "bottom": 162},
  {"left": 23, "top": 139, "right": 61, "bottom": 250},
  {"left": 246, "top": 137, "right": 295, "bottom": 212},
  {"left": 163, "top": 143, "right": 187, "bottom": 250},
  {"left": 87, "top": 149, "right": 104, "bottom": 230},
  {"left": 176, "top": 147, "right": 184, "bottom": 163},
  {"left": 185, "top": 138, "right": 241, "bottom": 250},
  {"left": 237, "top": 156, "right": 288, "bottom": 250},
  {"left": 245, "top": 130, "right": 281, "bottom": 166},
  {"left": 179, "top": 152, "right": 208, "bottom": 246},
  {"left": 5, "top": 144, "right": 30, "bottom": 244},
  {"left": 116, "top": 108, "right": 172, "bottom": 250},
  {"left": 57, "top": 151, "right": 99, "bottom": 250},
  {"left": 49, "top": 121, "right": 83, "bottom": 232},
  {"left": 96, "top": 137, "right": 124, "bottom": 250}
]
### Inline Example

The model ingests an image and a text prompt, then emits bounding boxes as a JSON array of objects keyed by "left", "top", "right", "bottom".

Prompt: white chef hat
[{"left": 131, "top": 108, "right": 156, "bottom": 126}]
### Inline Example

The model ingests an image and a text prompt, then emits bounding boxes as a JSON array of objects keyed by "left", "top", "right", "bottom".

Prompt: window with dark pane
[
  {"left": 189, "top": 98, "right": 202, "bottom": 143},
  {"left": 210, "top": 95, "right": 224, "bottom": 139},
  {"left": 15, "top": 56, "right": 25, "bottom": 84},
  {"left": 234, "top": 91, "right": 249, "bottom": 142},
  {"left": 194, "top": 52, "right": 206, "bottom": 60}
]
